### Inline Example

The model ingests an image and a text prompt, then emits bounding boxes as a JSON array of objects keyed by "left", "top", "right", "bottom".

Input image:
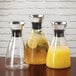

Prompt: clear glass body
[
  {"left": 46, "top": 21, "right": 71, "bottom": 69},
  {"left": 5, "top": 22, "right": 29, "bottom": 69},
  {"left": 24, "top": 29, "right": 48, "bottom": 64}
]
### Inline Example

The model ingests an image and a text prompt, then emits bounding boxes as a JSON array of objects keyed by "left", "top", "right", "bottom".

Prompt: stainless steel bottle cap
[
  {"left": 30, "top": 14, "right": 44, "bottom": 23},
  {"left": 51, "top": 21, "right": 67, "bottom": 30},
  {"left": 12, "top": 21, "right": 24, "bottom": 24},
  {"left": 52, "top": 21, "right": 67, "bottom": 26},
  {"left": 11, "top": 21, "right": 25, "bottom": 30},
  {"left": 12, "top": 21, "right": 20, "bottom": 24},
  {"left": 30, "top": 14, "right": 44, "bottom": 18}
]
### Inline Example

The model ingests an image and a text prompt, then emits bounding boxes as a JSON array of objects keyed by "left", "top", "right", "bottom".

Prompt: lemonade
[
  {"left": 46, "top": 46, "right": 71, "bottom": 69},
  {"left": 24, "top": 32, "right": 48, "bottom": 64}
]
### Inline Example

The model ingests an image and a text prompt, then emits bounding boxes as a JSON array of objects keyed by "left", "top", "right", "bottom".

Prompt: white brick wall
[{"left": 0, "top": 0, "right": 76, "bottom": 57}]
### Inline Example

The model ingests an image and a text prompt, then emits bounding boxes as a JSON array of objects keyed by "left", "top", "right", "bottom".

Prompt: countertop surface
[{"left": 0, "top": 57, "right": 76, "bottom": 76}]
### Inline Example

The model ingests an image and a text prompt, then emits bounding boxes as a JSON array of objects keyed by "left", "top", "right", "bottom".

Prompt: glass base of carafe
[{"left": 5, "top": 64, "right": 29, "bottom": 70}]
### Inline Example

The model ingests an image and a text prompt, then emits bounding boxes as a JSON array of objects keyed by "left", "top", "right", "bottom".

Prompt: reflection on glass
[
  {"left": 5, "top": 69, "right": 29, "bottom": 76},
  {"left": 28, "top": 65, "right": 46, "bottom": 76},
  {"left": 46, "top": 67, "right": 71, "bottom": 76}
]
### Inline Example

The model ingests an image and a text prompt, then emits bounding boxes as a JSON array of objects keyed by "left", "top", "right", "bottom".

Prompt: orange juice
[{"left": 46, "top": 46, "right": 71, "bottom": 69}]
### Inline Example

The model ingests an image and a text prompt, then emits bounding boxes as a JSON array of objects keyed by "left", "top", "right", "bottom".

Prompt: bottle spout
[
  {"left": 51, "top": 21, "right": 67, "bottom": 30},
  {"left": 11, "top": 21, "right": 25, "bottom": 30},
  {"left": 30, "top": 14, "right": 44, "bottom": 23}
]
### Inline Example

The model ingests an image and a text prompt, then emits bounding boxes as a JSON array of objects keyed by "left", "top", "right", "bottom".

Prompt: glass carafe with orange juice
[
  {"left": 24, "top": 15, "right": 48, "bottom": 64},
  {"left": 46, "top": 21, "right": 71, "bottom": 69}
]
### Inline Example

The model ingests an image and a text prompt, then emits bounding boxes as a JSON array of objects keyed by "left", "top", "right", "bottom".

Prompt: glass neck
[
  {"left": 51, "top": 36, "right": 67, "bottom": 47},
  {"left": 12, "top": 29, "right": 22, "bottom": 37},
  {"left": 54, "top": 30, "right": 64, "bottom": 37},
  {"left": 32, "top": 29, "right": 42, "bottom": 33}
]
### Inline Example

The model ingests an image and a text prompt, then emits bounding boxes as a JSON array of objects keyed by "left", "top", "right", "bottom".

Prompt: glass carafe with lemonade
[
  {"left": 24, "top": 15, "right": 48, "bottom": 64},
  {"left": 46, "top": 21, "right": 71, "bottom": 69}
]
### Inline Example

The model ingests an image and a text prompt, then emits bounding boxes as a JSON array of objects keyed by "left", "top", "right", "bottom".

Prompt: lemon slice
[
  {"left": 28, "top": 40, "right": 38, "bottom": 49},
  {"left": 28, "top": 34, "right": 38, "bottom": 49},
  {"left": 27, "top": 33, "right": 47, "bottom": 49},
  {"left": 36, "top": 34, "right": 47, "bottom": 45}
]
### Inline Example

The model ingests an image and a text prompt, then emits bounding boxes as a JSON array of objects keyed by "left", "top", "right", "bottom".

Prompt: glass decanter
[
  {"left": 24, "top": 15, "right": 48, "bottom": 64},
  {"left": 5, "top": 21, "right": 29, "bottom": 69},
  {"left": 46, "top": 21, "right": 71, "bottom": 69}
]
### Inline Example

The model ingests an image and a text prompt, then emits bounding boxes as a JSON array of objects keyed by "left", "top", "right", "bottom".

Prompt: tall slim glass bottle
[
  {"left": 46, "top": 21, "right": 71, "bottom": 69},
  {"left": 5, "top": 21, "right": 29, "bottom": 69},
  {"left": 24, "top": 15, "right": 48, "bottom": 64}
]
